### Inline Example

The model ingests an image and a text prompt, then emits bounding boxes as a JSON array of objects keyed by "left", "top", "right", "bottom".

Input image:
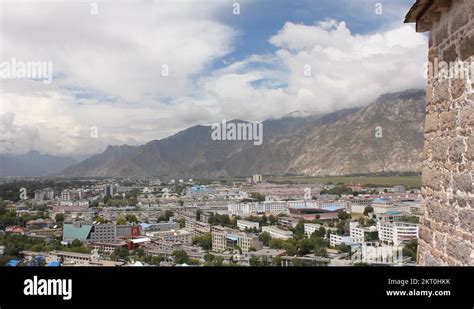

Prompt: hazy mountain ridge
[
  {"left": 0, "top": 151, "right": 77, "bottom": 177},
  {"left": 51, "top": 89, "right": 426, "bottom": 178}
]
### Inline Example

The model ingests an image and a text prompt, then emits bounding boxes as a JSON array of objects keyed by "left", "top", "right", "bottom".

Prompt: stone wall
[{"left": 418, "top": 0, "right": 474, "bottom": 265}]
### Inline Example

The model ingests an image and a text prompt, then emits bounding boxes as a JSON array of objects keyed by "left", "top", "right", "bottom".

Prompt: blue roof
[
  {"left": 6, "top": 259, "right": 19, "bottom": 267},
  {"left": 47, "top": 261, "right": 60, "bottom": 267},
  {"left": 226, "top": 235, "right": 238, "bottom": 241},
  {"left": 374, "top": 198, "right": 386, "bottom": 202},
  {"left": 384, "top": 210, "right": 402, "bottom": 215},
  {"left": 321, "top": 205, "right": 344, "bottom": 212}
]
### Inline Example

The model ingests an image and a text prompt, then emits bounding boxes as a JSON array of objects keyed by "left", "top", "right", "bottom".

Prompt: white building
[
  {"left": 237, "top": 220, "right": 260, "bottom": 231},
  {"left": 150, "top": 229, "right": 193, "bottom": 245},
  {"left": 304, "top": 223, "right": 321, "bottom": 237},
  {"left": 349, "top": 221, "right": 377, "bottom": 243},
  {"left": 377, "top": 221, "right": 418, "bottom": 245},
  {"left": 261, "top": 226, "right": 293, "bottom": 240},
  {"left": 252, "top": 174, "right": 263, "bottom": 183},
  {"left": 61, "top": 190, "right": 71, "bottom": 202},
  {"left": 228, "top": 201, "right": 287, "bottom": 215},
  {"left": 330, "top": 234, "right": 352, "bottom": 247}
]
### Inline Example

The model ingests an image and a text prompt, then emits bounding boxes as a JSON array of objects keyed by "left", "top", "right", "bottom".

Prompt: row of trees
[{"left": 0, "top": 204, "right": 49, "bottom": 228}]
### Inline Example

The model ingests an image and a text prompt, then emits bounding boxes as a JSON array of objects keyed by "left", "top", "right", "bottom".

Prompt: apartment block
[{"left": 211, "top": 226, "right": 262, "bottom": 253}]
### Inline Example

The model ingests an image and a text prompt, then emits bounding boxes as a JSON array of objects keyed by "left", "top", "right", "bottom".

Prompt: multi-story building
[
  {"left": 261, "top": 226, "right": 293, "bottom": 240},
  {"left": 211, "top": 226, "right": 262, "bottom": 253},
  {"left": 304, "top": 223, "right": 321, "bottom": 237},
  {"left": 61, "top": 190, "right": 71, "bottom": 202},
  {"left": 330, "top": 234, "right": 352, "bottom": 247},
  {"left": 252, "top": 174, "right": 263, "bottom": 183},
  {"left": 277, "top": 216, "right": 298, "bottom": 228},
  {"left": 185, "top": 217, "right": 211, "bottom": 236},
  {"left": 34, "top": 191, "right": 44, "bottom": 202},
  {"left": 62, "top": 222, "right": 141, "bottom": 243},
  {"left": 236, "top": 220, "right": 259, "bottom": 231},
  {"left": 228, "top": 201, "right": 287, "bottom": 216},
  {"left": 150, "top": 229, "right": 193, "bottom": 245},
  {"left": 377, "top": 221, "right": 418, "bottom": 246},
  {"left": 349, "top": 221, "right": 377, "bottom": 243},
  {"left": 91, "top": 241, "right": 127, "bottom": 256},
  {"left": 104, "top": 184, "right": 114, "bottom": 197}
]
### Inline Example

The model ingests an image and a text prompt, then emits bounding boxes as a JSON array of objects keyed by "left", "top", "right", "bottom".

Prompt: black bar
[{"left": 0, "top": 267, "right": 472, "bottom": 307}]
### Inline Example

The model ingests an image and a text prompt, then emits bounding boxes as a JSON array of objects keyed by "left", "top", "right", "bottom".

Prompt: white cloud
[{"left": 0, "top": 1, "right": 428, "bottom": 157}]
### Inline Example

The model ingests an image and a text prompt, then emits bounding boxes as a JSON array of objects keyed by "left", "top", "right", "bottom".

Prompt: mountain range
[
  {"left": 0, "top": 151, "right": 77, "bottom": 177},
  {"left": 59, "top": 89, "right": 426, "bottom": 178}
]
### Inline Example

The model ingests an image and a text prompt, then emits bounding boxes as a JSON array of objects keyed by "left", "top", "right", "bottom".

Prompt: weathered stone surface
[
  {"left": 451, "top": 8, "right": 469, "bottom": 34},
  {"left": 442, "top": 44, "right": 457, "bottom": 62},
  {"left": 432, "top": 138, "right": 449, "bottom": 160},
  {"left": 459, "top": 33, "right": 474, "bottom": 61},
  {"left": 426, "top": 198, "right": 455, "bottom": 224},
  {"left": 419, "top": 225, "right": 433, "bottom": 245},
  {"left": 459, "top": 209, "right": 474, "bottom": 233},
  {"left": 448, "top": 138, "right": 465, "bottom": 162},
  {"left": 467, "top": 136, "right": 474, "bottom": 160},
  {"left": 450, "top": 78, "right": 465, "bottom": 100},
  {"left": 446, "top": 237, "right": 472, "bottom": 265},
  {"left": 439, "top": 111, "right": 456, "bottom": 130},
  {"left": 433, "top": 79, "right": 449, "bottom": 104},
  {"left": 422, "top": 167, "right": 446, "bottom": 191},
  {"left": 410, "top": 0, "right": 473, "bottom": 266},
  {"left": 424, "top": 113, "right": 438, "bottom": 133},
  {"left": 452, "top": 172, "right": 472, "bottom": 193},
  {"left": 459, "top": 105, "right": 474, "bottom": 128}
]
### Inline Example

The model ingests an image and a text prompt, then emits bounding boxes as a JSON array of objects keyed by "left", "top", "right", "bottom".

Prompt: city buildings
[
  {"left": 211, "top": 226, "right": 262, "bottom": 253},
  {"left": 236, "top": 220, "right": 259, "bottom": 231},
  {"left": 377, "top": 221, "right": 419, "bottom": 246},
  {"left": 261, "top": 226, "right": 293, "bottom": 240},
  {"left": 62, "top": 222, "right": 141, "bottom": 243}
]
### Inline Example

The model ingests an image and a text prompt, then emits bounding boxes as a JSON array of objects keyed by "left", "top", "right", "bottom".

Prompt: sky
[{"left": 0, "top": 0, "right": 427, "bottom": 157}]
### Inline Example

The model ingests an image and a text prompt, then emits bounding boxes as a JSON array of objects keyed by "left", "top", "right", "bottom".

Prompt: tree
[
  {"left": 116, "top": 216, "right": 127, "bottom": 225},
  {"left": 298, "top": 238, "right": 314, "bottom": 256},
  {"left": 196, "top": 209, "right": 202, "bottom": 221},
  {"left": 312, "top": 226, "right": 326, "bottom": 238},
  {"left": 258, "top": 232, "right": 271, "bottom": 246},
  {"left": 173, "top": 249, "right": 190, "bottom": 264},
  {"left": 250, "top": 192, "right": 265, "bottom": 202},
  {"left": 158, "top": 210, "right": 174, "bottom": 222},
  {"left": 70, "top": 239, "right": 83, "bottom": 247},
  {"left": 94, "top": 216, "right": 107, "bottom": 224},
  {"left": 54, "top": 213, "right": 65, "bottom": 223},
  {"left": 192, "top": 233, "right": 212, "bottom": 251},
  {"left": 403, "top": 240, "right": 418, "bottom": 262},
  {"left": 364, "top": 231, "right": 378, "bottom": 242},
  {"left": 363, "top": 206, "right": 374, "bottom": 216},
  {"left": 291, "top": 219, "right": 305, "bottom": 240},
  {"left": 125, "top": 214, "right": 138, "bottom": 223},
  {"left": 335, "top": 243, "right": 351, "bottom": 254},
  {"left": 268, "top": 214, "right": 277, "bottom": 225},
  {"left": 249, "top": 256, "right": 261, "bottom": 266},
  {"left": 177, "top": 218, "right": 185, "bottom": 228},
  {"left": 292, "top": 258, "right": 305, "bottom": 266},
  {"left": 337, "top": 210, "right": 351, "bottom": 221},
  {"left": 273, "top": 256, "right": 282, "bottom": 266},
  {"left": 111, "top": 247, "right": 130, "bottom": 261}
]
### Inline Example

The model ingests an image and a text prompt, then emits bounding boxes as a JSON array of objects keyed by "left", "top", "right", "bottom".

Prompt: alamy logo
[
  {"left": 24, "top": 276, "right": 72, "bottom": 300},
  {"left": 351, "top": 245, "right": 404, "bottom": 264},
  {"left": 211, "top": 119, "right": 263, "bottom": 145},
  {"left": 0, "top": 58, "right": 53, "bottom": 84}
]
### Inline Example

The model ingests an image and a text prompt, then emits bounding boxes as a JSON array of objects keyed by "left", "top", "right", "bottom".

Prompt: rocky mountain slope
[{"left": 62, "top": 89, "right": 426, "bottom": 178}]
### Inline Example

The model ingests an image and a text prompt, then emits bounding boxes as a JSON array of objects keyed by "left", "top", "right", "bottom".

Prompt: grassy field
[{"left": 265, "top": 175, "right": 422, "bottom": 189}]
